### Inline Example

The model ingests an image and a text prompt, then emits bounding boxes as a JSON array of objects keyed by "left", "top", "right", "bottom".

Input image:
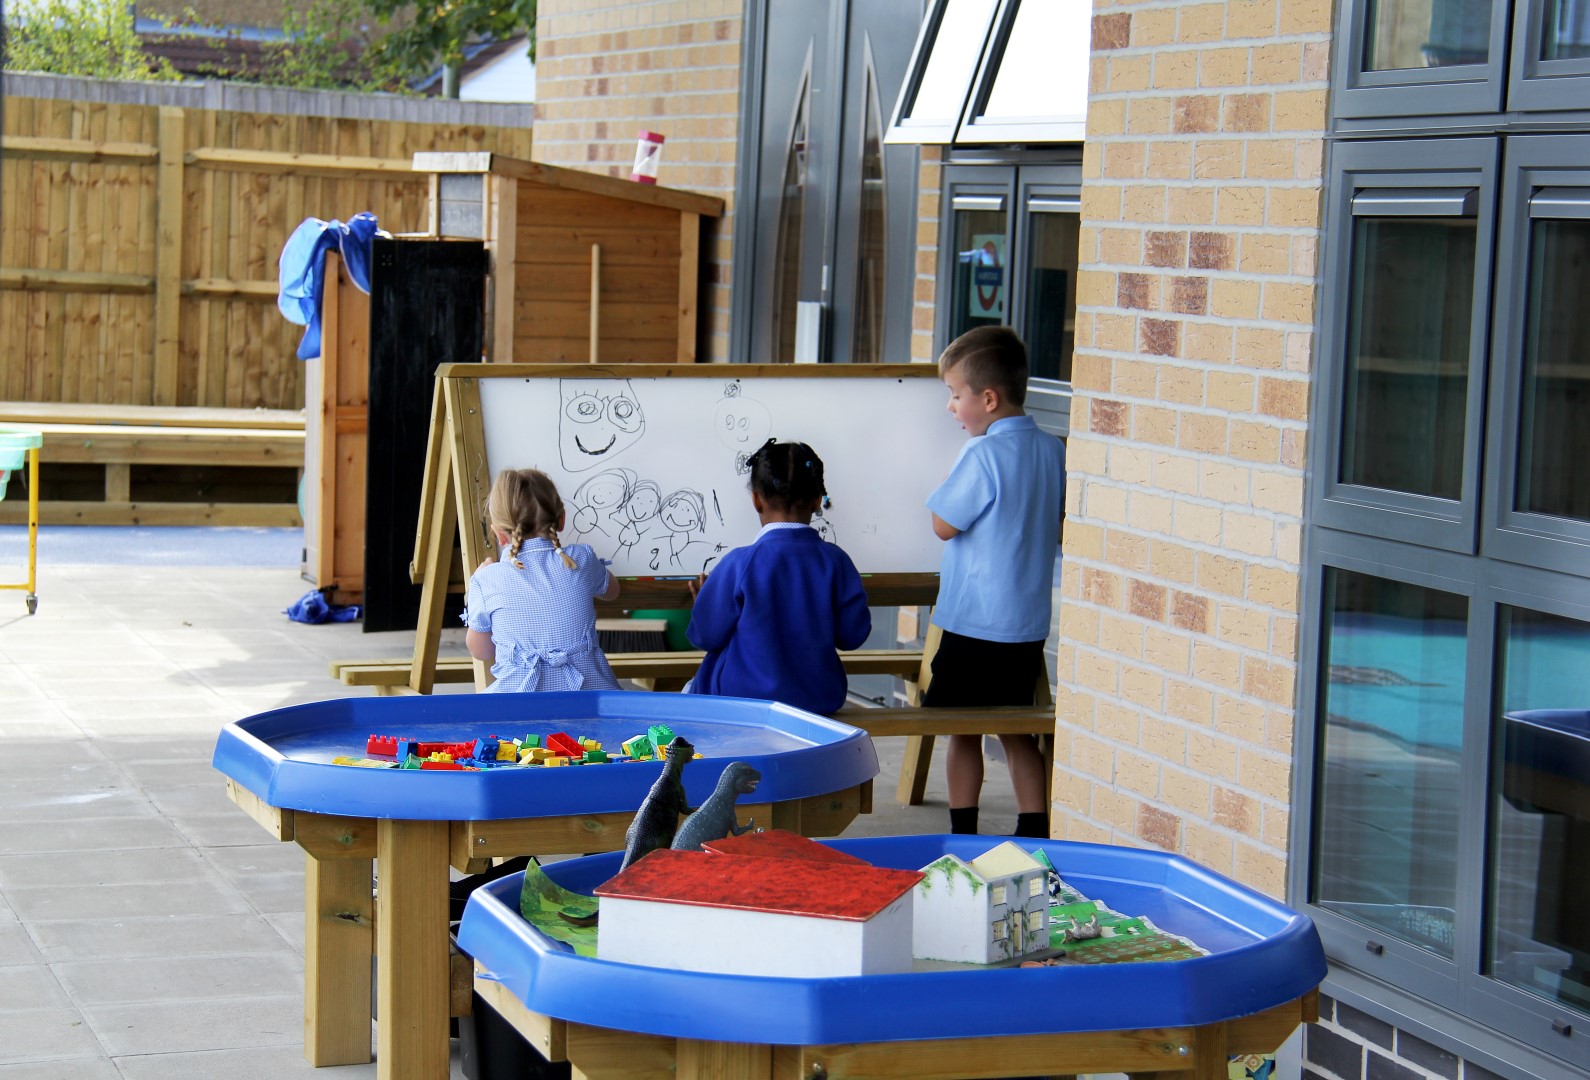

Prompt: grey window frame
[
  {"left": 1330, "top": 0, "right": 1511, "bottom": 120},
  {"left": 885, "top": 0, "right": 999, "bottom": 145},
  {"left": 934, "top": 162, "right": 1080, "bottom": 438},
  {"left": 953, "top": 0, "right": 1089, "bottom": 145},
  {"left": 1508, "top": 0, "right": 1590, "bottom": 109},
  {"left": 1299, "top": 131, "right": 1590, "bottom": 1071},
  {"left": 1293, "top": 534, "right": 1590, "bottom": 1071},
  {"left": 1482, "top": 136, "right": 1590, "bottom": 574},
  {"left": 1310, "top": 137, "right": 1498, "bottom": 553}
]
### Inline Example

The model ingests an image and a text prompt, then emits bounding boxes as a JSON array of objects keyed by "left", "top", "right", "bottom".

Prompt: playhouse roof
[
  {"left": 595, "top": 849, "right": 922, "bottom": 922},
  {"left": 702, "top": 829, "right": 870, "bottom": 865}
]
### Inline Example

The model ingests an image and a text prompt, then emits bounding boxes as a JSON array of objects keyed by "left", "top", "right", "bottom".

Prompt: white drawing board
[{"left": 475, "top": 370, "right": 965, "bottom": 577}]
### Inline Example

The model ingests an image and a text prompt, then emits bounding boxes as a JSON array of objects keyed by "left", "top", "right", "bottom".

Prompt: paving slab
[
  {"left": 0, "top": 1056, "right": 125, "bottom": 1079},
  {"left": 82, "top": 995, "right": 305, "bottom": 1056},
  {"left": 0, "top": 1007, "right": 107, "bottom": 1064},
  {"left": 114, "top": 1045, "right": 382, "bottom": 1079},
  {"left": 54, "top": 953, "right": 302, "bottom": 1007},
  {"left": 28, "top": 914, "right": 289, "bottom": 964}
]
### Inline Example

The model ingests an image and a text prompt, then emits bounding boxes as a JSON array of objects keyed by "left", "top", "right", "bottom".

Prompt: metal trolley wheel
[{"left": 26, "top": 593, "right": 37, "bottom": 615}]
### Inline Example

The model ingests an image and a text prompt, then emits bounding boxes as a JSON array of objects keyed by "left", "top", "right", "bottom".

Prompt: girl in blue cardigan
[{"left": 685, "top": 440, "right": 871, "bottom": 715}]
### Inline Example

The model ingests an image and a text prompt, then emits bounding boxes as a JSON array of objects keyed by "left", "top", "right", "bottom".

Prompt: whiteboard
[{"left": 475, "top": 371, "right": 963, "bottom": 577}]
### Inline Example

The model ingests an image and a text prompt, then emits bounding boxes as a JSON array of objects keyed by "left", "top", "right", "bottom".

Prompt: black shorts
[{"left": 921, "top": 629, "right": 1046, "bottom": 708}]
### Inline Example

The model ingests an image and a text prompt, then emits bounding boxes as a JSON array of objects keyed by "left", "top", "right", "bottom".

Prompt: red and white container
[{"left": 630, "top": 130, "right": 666, "bottom": 184}]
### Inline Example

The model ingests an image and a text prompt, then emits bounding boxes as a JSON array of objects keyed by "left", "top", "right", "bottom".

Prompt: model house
[
  {"left": 913, "top": 841, "right": 1051, "bottom": 965},
  {"left": 593, "top": 848, "right": 921, "bottom": 978}
]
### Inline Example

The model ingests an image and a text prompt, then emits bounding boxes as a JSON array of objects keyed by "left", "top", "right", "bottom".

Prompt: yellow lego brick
[
  {"left": 496, "top": 743, "right": 520, "bottom": 762},
  {"left": 543, "top": 755, "right": 568, "bottom": 767}
]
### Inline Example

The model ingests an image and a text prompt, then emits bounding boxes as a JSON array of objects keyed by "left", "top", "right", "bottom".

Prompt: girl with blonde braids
[{"left": 464, "top": 468, "right": 621, "bottom": 693}]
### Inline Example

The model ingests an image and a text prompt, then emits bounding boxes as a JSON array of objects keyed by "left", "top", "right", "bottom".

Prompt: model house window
[{"left": 1300, "top": 135, "right": 1590, "bottom": 1070}]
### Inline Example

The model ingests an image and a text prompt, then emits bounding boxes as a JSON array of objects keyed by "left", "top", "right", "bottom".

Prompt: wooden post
[
  {"left": 589, "top": 243, "right": 601, "bottom": 363},
  {"left": 409, "top": 433, "right": 456, "bottom": 696},
  {"left": 896, "top": 622, "right": 941, "bottom": 805},
  {"left": 153, "top": 107, "right": 185, "bottom": 407},
  {"left": 677, "top": 1039, "right": 772, "bottom": 1079},
  {"left": 443, "top": 376, "right": 496, "bottom": 690},
  {"left": 304, "top": 852, "right": 374, "bottom": 1066},
  {"left": 375, "top": 819, "right": 451, "bottom": 1080},
  {"left": 678, "top": 213, "right": 700, "bottom": 362},
  {"left": 487, "top": 174, "right": 517, "bottom": 362}
]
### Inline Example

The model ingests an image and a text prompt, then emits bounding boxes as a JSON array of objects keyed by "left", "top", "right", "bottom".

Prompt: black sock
[
  {"left": 949, "top": 806, "right": 979, "bottom": 834},
  {"left": 1014, "top": 812, "right": 1049, "bottom": 838}
]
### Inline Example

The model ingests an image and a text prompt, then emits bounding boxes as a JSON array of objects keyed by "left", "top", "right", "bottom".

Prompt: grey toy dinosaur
[
  {"left": 671, "top": 761, "right": 761, "bottom": 852},
  {"left": 619, "top": 736, "right": 694, "bottom": 871}
]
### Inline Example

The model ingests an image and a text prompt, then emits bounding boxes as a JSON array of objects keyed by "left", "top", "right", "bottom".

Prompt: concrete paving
[{"left": 0, "top": 556, "right": 1019, "bottom": 1077}]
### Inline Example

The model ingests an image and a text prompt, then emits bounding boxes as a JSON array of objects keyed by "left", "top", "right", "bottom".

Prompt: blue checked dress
[{"left": 464, "top": 539, "right": 619, "bottom": 693}]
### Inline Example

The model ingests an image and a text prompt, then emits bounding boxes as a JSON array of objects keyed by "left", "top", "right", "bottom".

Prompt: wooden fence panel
[{"left": 1, "top": 88, "right": 533, "bottom": 411}]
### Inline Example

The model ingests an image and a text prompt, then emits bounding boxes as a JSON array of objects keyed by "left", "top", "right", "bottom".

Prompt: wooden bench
[
  {"left": 0, "top": 402, "right": 303, "bottom": 526},
  {"left": 836, "top": 704, "right": 1056, "bottom": 807},
  {"left": 329, "top": 648, "right": 929, "bottom": 695}
]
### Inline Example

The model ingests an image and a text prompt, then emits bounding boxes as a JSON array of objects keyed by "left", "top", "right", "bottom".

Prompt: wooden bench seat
[
  {"left": 0, "top": 402, "right": 304, "bottom": 526},
  {"left": 835, "top": 704, "right": 1057, "bottom": 807},
  {"left": 330, "top": 648, "right": 929, "bottom": 694}
]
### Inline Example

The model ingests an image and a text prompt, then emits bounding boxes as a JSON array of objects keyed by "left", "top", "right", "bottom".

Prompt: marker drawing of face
[
  {"left": 713, "top": 393, "right": 771, "bottom": 451},
  {"left": 559, "top": 379, "right": 646, "bottom": 472}
]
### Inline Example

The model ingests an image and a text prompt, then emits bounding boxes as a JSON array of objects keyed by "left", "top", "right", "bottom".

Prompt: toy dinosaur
[
  {"left": 671, "top": 761, "right": 761, "bottom": 851},
  {"left": 619, "top": 736, "right": 694, "bottom": 870}
]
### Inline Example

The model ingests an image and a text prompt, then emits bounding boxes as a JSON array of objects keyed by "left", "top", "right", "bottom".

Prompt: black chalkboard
[{"left": 364, "top": 238, "right": 487, "bottom": 633}]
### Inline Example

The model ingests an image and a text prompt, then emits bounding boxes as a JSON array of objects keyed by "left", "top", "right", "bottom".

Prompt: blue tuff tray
[
  {"left": 1504, "top": 709, "right": 1590, "bottom": 782},
  {"left": 212, "top": 690, "right": 878, "bottom": 821},
  {"left": 458, "top": 835, "right": 1327, "bottom": 1045}
]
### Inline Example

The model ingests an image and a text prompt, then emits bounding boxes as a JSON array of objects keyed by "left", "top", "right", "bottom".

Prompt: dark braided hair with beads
[{"left": 746, "top": 439, "right": 828, "bottom": 510}]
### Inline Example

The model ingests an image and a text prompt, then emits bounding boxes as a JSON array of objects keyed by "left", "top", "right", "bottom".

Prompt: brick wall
[
  {"left": 1056, "top": 0, "right": 1332, "bottom": 895},
  {"left": 911, "top": 146, "right": 943, "bottom": 363},
  {"left": 535, "top": 0, "right": 744, "bottom": 361}
]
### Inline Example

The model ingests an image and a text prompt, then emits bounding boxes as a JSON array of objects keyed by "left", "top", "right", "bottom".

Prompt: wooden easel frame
[{"left": 405, "top": 363, "right": 946, "bottom": 694}]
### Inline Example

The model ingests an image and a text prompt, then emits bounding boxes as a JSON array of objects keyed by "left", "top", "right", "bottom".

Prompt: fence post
[{"left": 154, "top": 106, "right": 185, "bottom": 407}]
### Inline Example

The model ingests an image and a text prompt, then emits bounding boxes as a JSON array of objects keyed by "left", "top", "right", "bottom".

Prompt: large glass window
[
  {"left": 1313, "top": 568, "right": 1468, "bottom": 959},
  {"left": 770, "top": 77, "right": 811, "bottom": 365},
  {"left": 1340, "top": 213, "right": 1477, "bottom": 500},
  {"left": 1366, "top": 0, "right": 1494, "bottom": 68},
  {"left": 1489, "top": 607, "right": 1590, "bottom": 1014},
  {"left": 1542, "top": 0, "right": 1590, "bottom": 56},
  {"left": 1515, "top": 214, "right": 1590, "bottom": 521},
  {"left": 1304, "top": 137, "right": 1590, "bottom": 1072},
  {"left": 1023, "top": 206, "right": 1078, "bottom": 385},
  {"left": 947, "top": 196, "right": 1008, "bottom": 339},
  {"left": 851, "top": 64, "right": 888, "bottom": 364}
]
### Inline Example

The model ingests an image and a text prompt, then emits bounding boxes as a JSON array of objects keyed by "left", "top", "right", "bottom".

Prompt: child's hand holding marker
[{"left": 687, "top": 571, "right": 707, "bottom": 603}]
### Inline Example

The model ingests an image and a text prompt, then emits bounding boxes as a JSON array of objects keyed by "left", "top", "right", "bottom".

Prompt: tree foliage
[
  {"left": 2, "top": 0, "right": 181, "bottom": 81},
  {"left": 364, "top": 0, "right": 536, "bottom": 87}
]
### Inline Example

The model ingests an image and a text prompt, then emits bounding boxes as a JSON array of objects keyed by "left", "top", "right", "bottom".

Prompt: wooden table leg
[
  {"left": 895, "top": 733, "right": 935, "bottom": 805},
  {"left": 304, "top": 851, "right": 374, "bottom": 1065},
  {"left": 676, "top": 1039, "right": 772, "bottom": 1079},
  {"left": 376, "top": 818, "right": 451, "bottom": 1080}
]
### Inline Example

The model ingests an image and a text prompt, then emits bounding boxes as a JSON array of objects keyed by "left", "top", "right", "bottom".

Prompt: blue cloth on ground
[
  {"left": 284, "top": 589, "right": 362, "bottom": 624},
  {"left": 277, "top": 213, "right": 382, "bottom": 360}
]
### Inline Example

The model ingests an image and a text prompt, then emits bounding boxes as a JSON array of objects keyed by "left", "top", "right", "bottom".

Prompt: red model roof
[
  {"left": 595, "top": 849, "right": 922, "bottom": 921},
  {"left": 702, "top": 829, "right": 869, "bottom": 865}
]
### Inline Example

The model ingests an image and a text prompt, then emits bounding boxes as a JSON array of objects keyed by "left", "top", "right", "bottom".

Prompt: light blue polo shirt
[{"left": 927, "top": 415, "right": 1066, "bottom": 643}]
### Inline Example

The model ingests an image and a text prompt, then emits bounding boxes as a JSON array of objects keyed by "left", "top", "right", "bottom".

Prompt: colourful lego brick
[
  {"left": 582, "top": 749, "right": 609, "bottom": 763},
  {"left": 521, "top": 734, "right": 541, "bottom": 749},
  {"left": 401, "top": 754, "right": 423, "bottom": 770},
  {"left": 542, "top": 755, "right": 568, "bottom": 767},
  {"left": 622, "top": 734, "right": 651, "bottom": 759},
  {"left": 546, "top": 732, "right": 584, "bottom": 758},
  {"left": 396, "top": 739, "right": 419, "bottom": 760},
  {"left": 647, "top": 724, "right": 676, "bottom": 755},
  {"left": 426, "top": 752, "right": 454, "bottom": 764},
  {"left": 420, "top": 760, "right": 463, "bottom": 770},
  {"left": 366, "top": 735, "right": 402, "bottom": 756},
  {"left": 496, "top": 742, "right": 520, "bottom": 762},
  {"left": 474, "top": 738, "right": 500, "bottom": 762}
]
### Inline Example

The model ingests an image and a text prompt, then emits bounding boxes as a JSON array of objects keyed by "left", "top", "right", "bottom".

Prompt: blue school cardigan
[{"left": 686, "top": 525, "right": 871, "bottom": 716}]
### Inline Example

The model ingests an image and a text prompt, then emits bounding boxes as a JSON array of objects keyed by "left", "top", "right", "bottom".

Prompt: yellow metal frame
[{"left": 0, "top": 446, "right": 40, "bottom": 613}]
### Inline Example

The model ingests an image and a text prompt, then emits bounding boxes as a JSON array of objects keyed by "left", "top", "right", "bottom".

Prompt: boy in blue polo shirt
[{"left": 926, "top": 325, "right": 1066, "bottom": 837}]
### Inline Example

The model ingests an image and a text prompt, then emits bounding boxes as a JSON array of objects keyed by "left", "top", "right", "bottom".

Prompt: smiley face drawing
[
  {"left": 559, "top": 379, "right": 646, "bottom": 472},
  {"left": 712, "top": 389, "right": 771, "bottom": 454}
]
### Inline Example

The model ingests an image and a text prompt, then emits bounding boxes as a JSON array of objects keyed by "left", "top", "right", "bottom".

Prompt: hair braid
[
  {"left": 547, "top": 525, "right": 577, "bottom": 570},
  {"left": 507, "top": 526, "right": 526, "bottom": 569}
]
